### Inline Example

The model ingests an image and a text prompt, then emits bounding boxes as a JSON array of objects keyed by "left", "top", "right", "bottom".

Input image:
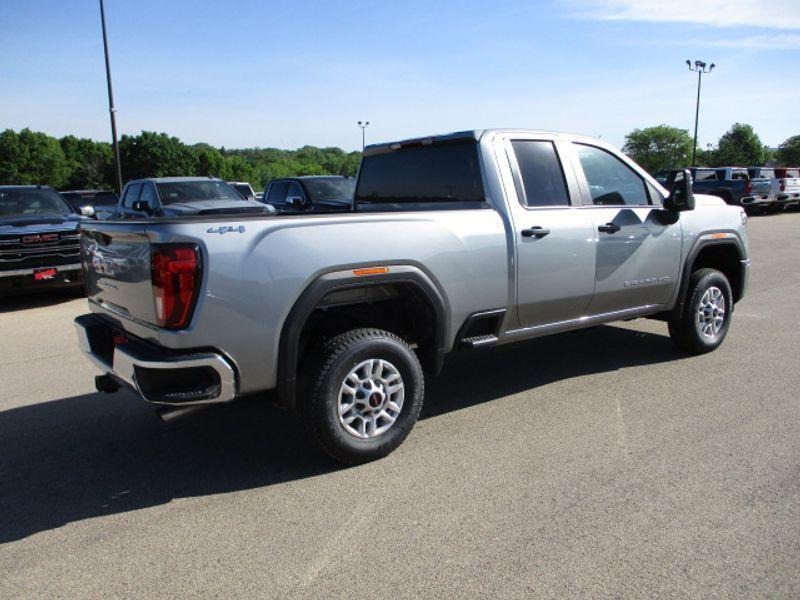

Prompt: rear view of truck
[{"left": 77, "top": 222, "right": 236, "bottom": 404}]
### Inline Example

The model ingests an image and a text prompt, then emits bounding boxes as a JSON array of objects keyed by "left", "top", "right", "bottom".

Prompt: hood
[
  {"left": 0, "top": 213, "right": 82, "bottom": 234},
  {"left": 161, "top": 199, "right": 275, "bottom": 216},
  {"left": 694, "top": 194, "right": 727, "bottom": 207}
]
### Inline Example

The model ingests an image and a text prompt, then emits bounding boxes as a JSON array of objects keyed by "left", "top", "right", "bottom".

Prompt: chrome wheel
[
  {"left": 338, "top": 359, "right": 404, "bottom": 439},
  {"left": 696, "top": 285, "right": 726, "bottom": 339}
]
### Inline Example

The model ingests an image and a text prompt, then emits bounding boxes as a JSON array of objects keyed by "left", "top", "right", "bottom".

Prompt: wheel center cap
[{"left": 369, "top": 392, "right": 383, "bottom": 408}]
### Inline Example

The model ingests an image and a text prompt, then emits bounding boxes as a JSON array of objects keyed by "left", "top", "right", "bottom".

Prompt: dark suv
[{"left": 265, "top": 176, "right": 355, "bottom": 213}]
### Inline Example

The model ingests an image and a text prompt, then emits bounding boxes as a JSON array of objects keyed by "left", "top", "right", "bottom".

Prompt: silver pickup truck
[{"left": 75, "top": 130, "right": 750, "bottom": 463}]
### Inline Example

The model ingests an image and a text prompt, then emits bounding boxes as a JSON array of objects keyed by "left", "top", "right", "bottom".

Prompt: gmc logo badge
[{"left": 22, "top": 234, "right": 59, "bottom": 244}]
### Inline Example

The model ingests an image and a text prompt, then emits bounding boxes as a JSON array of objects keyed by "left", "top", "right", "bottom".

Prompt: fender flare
[
  {"left": 276, "top": 264, "right": 449, "bottom": 409},
  {"left": 671, "top": 232, "right": 746, "bottom": 318}
]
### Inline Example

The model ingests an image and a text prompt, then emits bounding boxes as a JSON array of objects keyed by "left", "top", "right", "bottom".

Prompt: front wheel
[
  {"left": 301, "top": 328, "right": 424, "bottom": 464},
  {"left": 668, "top": 268, "right": 733, "bottom": 354}
]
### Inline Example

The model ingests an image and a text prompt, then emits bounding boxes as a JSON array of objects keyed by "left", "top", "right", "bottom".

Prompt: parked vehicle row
[
  {"left": 656, "top": 166, "right": 800, "bottom": 215},
  {"left": 75, "top": 129, "right": 750, "bottom": 464}
]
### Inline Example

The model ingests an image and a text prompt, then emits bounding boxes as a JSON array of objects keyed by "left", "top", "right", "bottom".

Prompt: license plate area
[{"left": 33, "top": 268, "right": 58, "bottom": 281}]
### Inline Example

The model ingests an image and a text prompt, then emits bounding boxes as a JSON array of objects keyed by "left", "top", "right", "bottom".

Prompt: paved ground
[{"left": 1, "top": 213, "right": 798, "bottom": 599}]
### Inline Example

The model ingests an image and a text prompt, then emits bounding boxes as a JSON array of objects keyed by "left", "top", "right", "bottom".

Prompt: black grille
[{"left": 0, "top": 231, "right": 80, "bottom": 268}]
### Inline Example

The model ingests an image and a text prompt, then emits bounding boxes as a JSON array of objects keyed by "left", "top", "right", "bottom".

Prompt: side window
[
  {"left": 122, "top": 183, "right": 142, "bottom": 208},
  {"left": 266, "top": 181, "right": 289, "bottom": 204},
  {"left": 574, "top": 144, "right": 649, "bottom": 206},
  {"left": 511, "top": 141, "right": 570, "bottom": 207},
  {"left": 138, "top": 183, "right": 157, "bottom": 208},
  {"left": 286, "top": 182, "right": 304, "bottom": 201}
]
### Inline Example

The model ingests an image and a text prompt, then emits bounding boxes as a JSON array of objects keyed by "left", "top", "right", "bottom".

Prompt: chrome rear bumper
[{"left": 75, "top": 314, "right": 237, "bottom": 405}]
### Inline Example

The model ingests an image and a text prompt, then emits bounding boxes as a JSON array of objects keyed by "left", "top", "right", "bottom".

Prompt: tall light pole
[
  {"left": 686, "top": 59, "right": 715, "bottom": 167},
  {"left": 357, "top": 121, "right": 370, "bottom": 151},
  {"left": 99, "top": 0, "right": 123, "bottom": 194}
]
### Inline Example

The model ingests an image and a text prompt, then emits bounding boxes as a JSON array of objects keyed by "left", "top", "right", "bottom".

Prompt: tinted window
[
  {"left": 303, "top": 178, "right": 355, "bottom": 202},
  {"left": 511, "top": 141, "right": 570, "bottom": 207},
  {"left": 355, "top": 142, "right": 485, "bottom": 209},
  {"left": 0, "top": 188, "right": 73, "bottom": 217},
  {"left": 232, "top": 183, "right": 253, "bottom": 198},
  {"left": 267, "top": 181, "right": 289, "bottom": 204},
  {"left": 138, "top": 183, "right": 157, "bottom": 207},
  {"left": 122, "top": 183, "right": 142, "bottom": 208},
  {"left": 94, "top": 191, "right": 118, "bottom": 206},
  {"left": 694, "top": 170, "right": 718, "bottom": 181},
  {"left": 286, "top": 182, "right": 304, "bottom": 200},
  {"left": 155, "top": 180, "right": 242, "bottom": 204},
  {"left": 575, "top": 144, "right": 649, "bottom": 206}
]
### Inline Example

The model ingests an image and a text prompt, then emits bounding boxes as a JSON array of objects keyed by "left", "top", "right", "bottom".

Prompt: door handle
[
  {"left": 598, "top": 222, "right": 621, "bottom": 234},
  {"left": 521, "top": 226, "right": 550, "bottom": 238}
]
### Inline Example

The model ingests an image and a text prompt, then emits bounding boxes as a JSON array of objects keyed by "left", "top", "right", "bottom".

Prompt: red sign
[
  {"left": 33, "top": 268, "right": 58, "bottom": 281},
  {"left": 22, "top": 233, "right": 59, "bottom": 244}
]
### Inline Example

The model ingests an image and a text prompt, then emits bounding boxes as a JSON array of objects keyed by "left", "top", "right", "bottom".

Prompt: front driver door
[
  {"left": 572, "top": 143, "right": 682, "bottom": 315},
  {"left": 501, "top": 137, "right": 597, "bottom": 329}
]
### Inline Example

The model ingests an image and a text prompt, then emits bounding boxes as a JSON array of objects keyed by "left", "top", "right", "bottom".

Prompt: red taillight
[
  {"left": 744, "top": 181, "right": 751, "bottom": 194},
  {"left": 780, "top": 179, "right": 786, "bottom": 192},
  {"left": 151, "top": 244, "right": 201, "bottom": 329}
]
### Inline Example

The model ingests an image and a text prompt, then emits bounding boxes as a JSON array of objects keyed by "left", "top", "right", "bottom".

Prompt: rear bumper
[
  {"left": 75, "top": 313, "right": 237, "bottom": 405},
  {"left": 741, "top": 195, "right": 774, "bottom": 205}
]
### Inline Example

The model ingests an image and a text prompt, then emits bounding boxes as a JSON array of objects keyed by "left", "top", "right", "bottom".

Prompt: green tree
[
  {"left": 60, "top": 135, "right": 113, "bottom": 189},
  {"left": 775, "top": 135, "right": 800, "bottom": 166},
  {"left": 195, "top": 147, "right": 226, "bottom": 177},
  {"left": 0, "top": 128, "right": 70, "bottom": 187},
  {"left": 622, "top": 125, "right": 693, "bottom": 174},
  {"left": 713, "top": 123, "right": 765, "bottom": 166},
  {"left": 118, "top": 131, "right": 198, "bottom": 180}
]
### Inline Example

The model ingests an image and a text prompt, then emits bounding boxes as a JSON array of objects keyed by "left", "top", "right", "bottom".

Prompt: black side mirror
[
  {"left": 664, "top": 169, "right": 695, "bottom": 212},
  {"left": 286, "top": 195, "right": 311, "bottom": 210},
  {"left": 131, "top": 200, "right": 152, "bottom": 214}
]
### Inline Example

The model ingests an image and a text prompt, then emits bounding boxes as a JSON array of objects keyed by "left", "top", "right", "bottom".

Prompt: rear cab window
[
  {"left": 510, "top": 140, "right": 570, "bottom": 207},
  {"left": 355, "top": 141, "right": 486, "bottom": 211}
]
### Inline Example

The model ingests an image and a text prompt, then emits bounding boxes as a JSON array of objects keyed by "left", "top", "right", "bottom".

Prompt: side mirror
[
  {"left": 131, "top": 200, "right": 152, "bottom": 214},
  {"left": 286, "top": 195, "right": 310, "bottom": 210},
  {"left": 664, "top": 169, "right": 695, "bottom": 212}
]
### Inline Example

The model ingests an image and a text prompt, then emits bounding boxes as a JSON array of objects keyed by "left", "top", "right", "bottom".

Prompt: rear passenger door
[
  {"left": 571, "top": 143, "right": 682, "bottom": 315},
  {"left": 501, "top": 136, "right": 597, "bottom": 328}
]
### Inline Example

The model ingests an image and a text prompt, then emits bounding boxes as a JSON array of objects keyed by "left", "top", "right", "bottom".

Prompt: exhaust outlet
[{"left": 154, "top": 404, "right": 207, "bottom": 422}]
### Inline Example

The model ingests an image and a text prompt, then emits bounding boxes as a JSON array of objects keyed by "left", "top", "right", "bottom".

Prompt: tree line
[
  {"left": 2, "top": 125, "right": 799, "bottom": 191},
  {"left": 622, "top": 123, "right": 800, "bottom": 174},
  {"left": 0, "top": 128, "right": 362, "bottom": 191}
]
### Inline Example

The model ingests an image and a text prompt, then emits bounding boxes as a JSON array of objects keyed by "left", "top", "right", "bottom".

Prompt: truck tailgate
[{"left": 82, "top": 223, "right": 158, "bottom": 326}]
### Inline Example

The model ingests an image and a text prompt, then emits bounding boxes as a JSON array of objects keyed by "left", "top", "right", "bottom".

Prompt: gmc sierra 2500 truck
[{"left": 75, "top": 130, "right": 750, "bottom": 463}]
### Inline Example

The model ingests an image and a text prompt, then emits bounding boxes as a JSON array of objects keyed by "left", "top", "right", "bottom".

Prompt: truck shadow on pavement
[
  {"left": 0, "top": 289, "right": 83, "bottom": 314},
  {"left": 0, "top": 324, "right": 682, "bottom": 543}
]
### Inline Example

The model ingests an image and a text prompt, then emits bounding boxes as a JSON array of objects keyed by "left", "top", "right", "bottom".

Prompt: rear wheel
[
  {"left": 668, "top": 268, "right": 733, "bottom": 354},
  {"left": 300, "top": 328, "right": 424, "bottom": 464}
]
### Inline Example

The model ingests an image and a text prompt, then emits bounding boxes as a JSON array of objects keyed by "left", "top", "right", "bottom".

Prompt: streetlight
[
  {"left": 686, "top": 59, "right": 715, "bottom": 167},
  {"left": 706, "top": 143, "right": 713, "bottom": 165},
  {"left": 357, "top": 121, "right": 370, "bottom": 151},
  {"left": 99, "top": 0, "right": 123, "bottom": 194}
]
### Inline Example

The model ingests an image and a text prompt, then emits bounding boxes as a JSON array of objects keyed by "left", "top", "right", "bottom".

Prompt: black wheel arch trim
[
  {"left": 672, "top": 231, "right": 746, "bottom": 319},
  {"left": 277, "top": 263, "right": 450, "bottom": 409}
]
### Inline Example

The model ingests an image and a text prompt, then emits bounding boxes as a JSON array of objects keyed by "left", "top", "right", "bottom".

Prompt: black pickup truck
[{"left": 0, "top": 185, "right": 84, "bottom": 295}]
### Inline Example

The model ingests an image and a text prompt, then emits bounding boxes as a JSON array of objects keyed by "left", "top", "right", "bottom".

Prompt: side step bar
[{"left": 461, "top": 334, "right": 499, "bottom": 348}]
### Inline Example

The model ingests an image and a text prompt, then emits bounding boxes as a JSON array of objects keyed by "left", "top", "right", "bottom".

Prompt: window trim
[
  {"left": 507, "top": 139, "right": 573, "bottom": 210},
  {"left": 572, "top": 143, "right": 655, "bottom": 208}
]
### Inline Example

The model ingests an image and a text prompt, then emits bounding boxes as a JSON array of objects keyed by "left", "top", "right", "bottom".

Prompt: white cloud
[
  {"left": 707, "top": 33, "right": 800, "bottom": 49},
  {"left": 572, "top": 0, "right": 800, "bottom": 30}
]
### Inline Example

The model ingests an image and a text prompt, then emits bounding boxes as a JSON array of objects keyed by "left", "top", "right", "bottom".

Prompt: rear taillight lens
[
  {"left": 780, "top": 179, "right": 786, "bottom": 192},
  {"left": 744, "top": 181, "right": 751, "bottom": 194},
  {"left": 151, "top": 244, "right": 201, "bottom": 329}
]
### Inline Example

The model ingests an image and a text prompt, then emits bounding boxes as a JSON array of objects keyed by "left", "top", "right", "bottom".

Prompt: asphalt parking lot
[{"left": 1, "top": 213, "right": 799, "bottom": 598}]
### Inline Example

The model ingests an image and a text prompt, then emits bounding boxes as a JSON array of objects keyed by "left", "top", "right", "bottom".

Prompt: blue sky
[{"left": 2, "top": 0, "right": 798, "bottom": 151}]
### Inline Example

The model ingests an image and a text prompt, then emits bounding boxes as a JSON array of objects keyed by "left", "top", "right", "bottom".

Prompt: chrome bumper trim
[{"left": 0, "top": 263, "right": 82, "bottom": 278}]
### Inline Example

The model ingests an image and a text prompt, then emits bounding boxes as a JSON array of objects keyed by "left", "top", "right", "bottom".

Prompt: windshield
[
  {"left": 0, "top": 188, "right": 73, "bottom": 217},
  {"left": 303, "top": 178, "right": 355, "bottom": 202},
  {"left": 155, "top": 180, "right": 244, "bottom": 204}
]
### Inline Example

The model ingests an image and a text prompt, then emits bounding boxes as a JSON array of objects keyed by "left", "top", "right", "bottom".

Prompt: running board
[{"left": 461, "top": 334, "right": 499, "bottom": 348}]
